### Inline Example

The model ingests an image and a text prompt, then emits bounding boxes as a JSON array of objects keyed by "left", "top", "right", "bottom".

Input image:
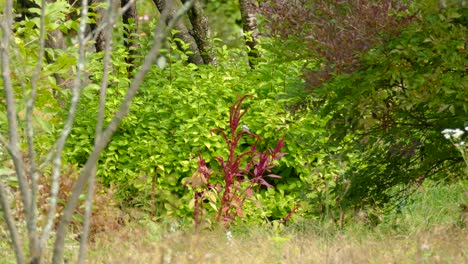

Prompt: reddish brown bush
[
  {"left": 259, "top": 0, "right": 417, "bottom": 90},
  {"left": 7, "top": 162, "right": 125, "bottom": 241}
]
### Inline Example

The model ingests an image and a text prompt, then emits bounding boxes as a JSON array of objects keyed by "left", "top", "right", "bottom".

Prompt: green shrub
[
  {"left": 65, "top": 37, "right": 309, "bottom": 221},
  {"left": 314, "top": 7, "right": 467, "bottom": 211}
]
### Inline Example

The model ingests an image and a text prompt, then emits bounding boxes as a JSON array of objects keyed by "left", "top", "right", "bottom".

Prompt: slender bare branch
[
  {"left": 0, "top": 133, "right": 13, "bottom": 155},
  {"left": 77, "top": 0, "right": 116, "bottom": 262},
  {"left": 1, "top": 0, "right": 37, "bottom": 262},
  {"left": 52, "top": 1, "right": 196, "bottom": 262},
  {"left": 26, "top": 0, "right": 47, "bottom": 261},
  {"left": 0, "top": 181, "right": 25, "bottom": 264},
  {"left": 40, "top": 0, "right": 90, "bottom": 250}
]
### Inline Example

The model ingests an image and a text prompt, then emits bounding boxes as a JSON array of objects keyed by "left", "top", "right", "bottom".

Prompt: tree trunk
[
  {"left": 121, "top": 0, "right": 138, "bottom": 74},
  {"left": 239, "top": 0, "right": 259, "bottom": 68},
  {"left": 89, "top": 0, "right": 108, "bottom": 52},
  {"left": 152, "top": 0, "right": 204, "bottom": 65},
  {"left": 181, "top": 0, "right": 213, "bottom": 64}
]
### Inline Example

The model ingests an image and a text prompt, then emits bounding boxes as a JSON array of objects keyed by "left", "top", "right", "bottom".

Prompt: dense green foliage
[
  {"left": 313, "top": 7, "right": 467, "bottom": 210},
  {"left": 65, "top": 35, "right": 307, "bottom": 222},
  {"left": 1, "top": 0, "right": 466, "bottom": 230}
]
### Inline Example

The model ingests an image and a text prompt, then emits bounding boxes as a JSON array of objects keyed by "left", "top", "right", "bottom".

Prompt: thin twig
[
  {"left": 26, "top": 0, "right": 47, "bottom": 260},
  {"left": 1, "top": 0, "right": 36, "bottom": 262},
  {"left": 40, "top": 0, "right": 90, "bottom": 250},
  {"left": 77, "top": 0, "right": 116, "bottom": 262},
  {"left": 0, "top": 181, "right": 26, "bottom": 264},
  {"left": 52, "top": 1, "right": 196, "bottom": 263}
]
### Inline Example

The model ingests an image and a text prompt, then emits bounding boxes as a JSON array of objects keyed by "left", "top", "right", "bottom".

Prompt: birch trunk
[{"left": 239, "top": 0, "right": 259, "bottom": 68}]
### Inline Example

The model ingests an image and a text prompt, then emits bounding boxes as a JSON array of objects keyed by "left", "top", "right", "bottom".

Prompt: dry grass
[
  {"left": 86, "top": 221, "right": 467, "bottom": 264},
  {"left": 1, "top": 182, "right": 466, "bottom": 263}
]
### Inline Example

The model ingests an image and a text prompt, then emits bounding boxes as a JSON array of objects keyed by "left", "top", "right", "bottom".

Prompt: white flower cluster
[
  {"left": 441, "top": 127, "right": 467, "bottom": 141},
  {"left": 138, "top": 14, "right": 149, "bottom": 21},
  {"left": 226, "top": 230, "right": 233, "bottom": 242},
  {"left": 442, "top": 127, "right": 468, "bottom": 173}
]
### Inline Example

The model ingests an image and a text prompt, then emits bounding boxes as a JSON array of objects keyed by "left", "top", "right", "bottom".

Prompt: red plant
[{"left": 185, "top": 95, "right": 286, "bottom": 227}]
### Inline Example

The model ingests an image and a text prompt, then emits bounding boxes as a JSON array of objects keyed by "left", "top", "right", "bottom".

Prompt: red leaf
[
  {"left": 274, "top": 139, "right": 285, "bottom": 153},
  {"left": 216, "top": 156, "right": 226, "bottom": 171},
  {"left": 273, "top": 152, "right": 287, "bottom": 160},
  {"left": 236, "top": 207, "right": 244, "bottom": 217},
  {"left": 267, "top": 174, "right": 281, "bottom": 178},
  {"left": 251, "top": 198, "right": 262, "bottom": 208},
  {"left": 211, "top": 128, "right": 229, "bottom": 145},
  {"left": 246, "top": 187, "right": 254, "bottom": 197},
  {"left": 259, "top": 178, "right": 273, "bottom": 188}
]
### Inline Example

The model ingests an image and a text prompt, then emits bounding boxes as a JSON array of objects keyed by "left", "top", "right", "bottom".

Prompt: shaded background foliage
[
  {"left": 258, "top": 0, "right": 467, "bottom": 221},
  {"left": 318, "top": 9, "right": 467, "bottom": 209}
]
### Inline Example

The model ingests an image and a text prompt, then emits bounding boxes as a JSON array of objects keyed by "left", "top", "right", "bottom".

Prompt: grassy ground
[
  {"left": 1, "top": 181, "right": 467, "bottom": 263},
  {"left": 86, "top": 181, "right": 467, "bottom": 264},
  {"left": 87, "top": 221, "right": 466, "bottom": 264}
]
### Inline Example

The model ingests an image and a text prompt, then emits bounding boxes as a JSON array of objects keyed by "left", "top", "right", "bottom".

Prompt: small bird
[{"left": 242, "top": 124, "right": 250, "bottom": 133}]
